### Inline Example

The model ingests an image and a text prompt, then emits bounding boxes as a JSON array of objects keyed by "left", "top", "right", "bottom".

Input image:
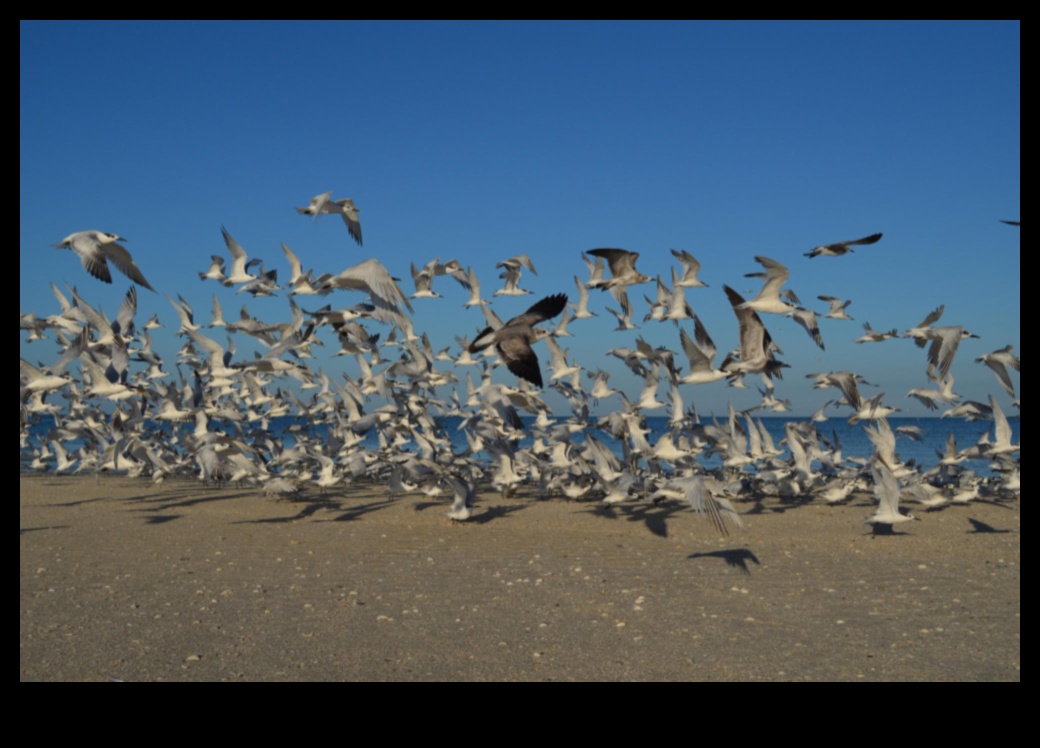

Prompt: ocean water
[{"left": 23, "top": 413, "right": 1019, "bottom": 480}]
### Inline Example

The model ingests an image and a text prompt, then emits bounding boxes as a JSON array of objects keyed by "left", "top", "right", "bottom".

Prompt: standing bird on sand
[
  {"left": 54, "top": 231, "right": 155, "bottom": 291},
  {"left": 468, "top": 293, "right": 568, "bottom": 388},
  {"left": 296, "top": 191, "right": 362, "bottom": 246},
  {"left": 804, "top": 232, "right": 883, "bottom": 258}
]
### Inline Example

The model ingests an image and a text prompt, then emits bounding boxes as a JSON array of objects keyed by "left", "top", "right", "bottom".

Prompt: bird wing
[
  {"left": 507, "top": 293, "right": 568, "bottom": 328},
  {"left": 496, "top": 331, "right": 543, "bottom": 388},
  {"left": 103, "top": 241, "right": 154, "bottom": 291}
]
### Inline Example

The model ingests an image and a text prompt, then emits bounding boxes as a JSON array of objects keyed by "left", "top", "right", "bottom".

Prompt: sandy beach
[{"left": 20, "top": 473, "right": 1019, "bottom": 681}]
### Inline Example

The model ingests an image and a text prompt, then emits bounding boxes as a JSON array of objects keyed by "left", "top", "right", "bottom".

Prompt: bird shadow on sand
[
  {"left": 306, "top": 496, "right": 399, "bottom": 524},
  {"left": 686, "top": 548, "right": 760, "bottom": 575},
  {"left": 867, "top": 523, "right": 915, "bottom": 537},
  {"left": 412, "top": 499, "right": 530, "bottom": 525},
  {"left": 124, "top": 488, "right": 260, "bottom": 514},
  {"left": 20, "top": 525, "right": 70, "bottom": 536},
  {"left": 587, "top": 500, "right": 690, "bottom": 538},
  {"left": 742, "top": 495, "right": 815, "bottom": 516},
  {"left": 967, "top": 517, "right": 1013, "bottom": 534}
]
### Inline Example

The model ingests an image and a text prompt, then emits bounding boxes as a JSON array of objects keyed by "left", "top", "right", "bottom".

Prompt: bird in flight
[
  {"left": 468, "top": 293, "right": 568, "bottom": 388},
  {"left": 804, "top": 232, "right": 883, "bottom": 258},
  {"left": 54, "top": 231, "right": 155, "bottom": 291},
  {"left": 296, "top": 191, "right": 362, "bottom": 246}
]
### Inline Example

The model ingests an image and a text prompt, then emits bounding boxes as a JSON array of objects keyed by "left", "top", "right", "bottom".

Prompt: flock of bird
[{"left": 21, "top": 194, "right": 1020, "bottom": 532}]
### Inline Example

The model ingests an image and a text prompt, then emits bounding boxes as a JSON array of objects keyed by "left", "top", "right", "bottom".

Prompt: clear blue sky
[{"left": 20, "top": 21, "right": 1020, "bottom": 418}]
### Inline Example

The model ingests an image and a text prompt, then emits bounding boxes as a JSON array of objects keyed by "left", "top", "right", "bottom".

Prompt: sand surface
[{"left": 20, "top": 474, "right": 1020, "bottom": 681}]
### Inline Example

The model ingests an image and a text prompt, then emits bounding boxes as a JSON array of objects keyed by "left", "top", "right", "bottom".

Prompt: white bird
[
  {"left": 571, "top": 275, "right": 598, "bottom": 319},
  {"left": 54, "top": 231, "right": 154, "bottom": 291},
  {"left": 855, "top": 321, "right": 897, "bottom": 343},
  {"left": 445, "top": 475, "right": 477, "bottom": 521},
  {"left": 220, "top": 226, "right": 261, "bottom": 286},
  {"left": 988, "top": 395, "right": 1019, "bottom": 456},
  {"left": 721, "top": 285, "right": 787, "bottom": 379},
  {"left": 739, "top": 256, "right": 797, "bottom": 315},
  {"left": 670, "top": 249, "right": 709, "bottom": 288},
  {"left": 818, "top": 295, "right": 854, "bottom": 320},
  {"left": 924, "top": 326, "right": 979, "bottom": 383},
  {"left": 906, "top": 375, "right": 960, "bottom": 411},
  {"left": 410, "top": 261, "right": 442, "bottom": 299},
  {"left": 789, "top": 306, "right": 825, "bottom": 350},
  {"left": 296, "top": 191, "right": 362, "bottom": 246},
  {"left": 493, "top": 263, "right": 533, "bottom": 297},
  {"left": 975, "top": 344, "right": 1020, "bottom": 398},
  {"left": 903, "top": 304, "right": 945, "bottom": 347},
  {"left": 318, "top": 258, "right": 414, "bottom": 328},
  {"left": 866, "top": 460, "right": 918, "bottom": 529},
  {"left": 650, "top": 475, "right": 744, "bottom": 536},
  {"left": 675, "top": 314, "right": 728, "bottom": 385},
  {"left": 496, "top": 254, "right": 538, "bottom": 276}
]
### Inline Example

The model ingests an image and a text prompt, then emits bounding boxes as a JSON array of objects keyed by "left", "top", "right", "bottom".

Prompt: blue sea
[{"left": 23, "top": 413, "right": 1019, "bottom": 480}]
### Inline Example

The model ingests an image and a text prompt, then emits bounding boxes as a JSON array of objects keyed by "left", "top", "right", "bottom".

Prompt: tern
[
  {"left": 975, "top": 344, "right": 1020, "bottom": 398},
  {"left": 296, "top": 191, "right": 362, "bottom": 246},
  {"left": 670, "top": 249, "right": 709, "bottom": 287},
  {"left": 866, "top": 459, "right": 918, "bottom": 529},
  {"left": 54, "top": 231, "right": 155, "bottom": 291},
  {"left": 924, "top": 326, "right": 979, "bottom": 383},
  {"left": 818, "top": 295, "right": 854, "bottom": 320},
  {"left": 739, "top": 256, "right": 797, "bottom": 315}
]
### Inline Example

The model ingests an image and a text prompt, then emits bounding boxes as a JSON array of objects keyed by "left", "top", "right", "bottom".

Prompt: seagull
[
  {"left": 296, "top": 191, "right": 362, "bottom": 246},
  {"left": 586, "top": 248, "right": 652, "bottom": 290},
  {"left": 219, "top": 226, "right": 262, "bottom": 286},
  {"left": 670, "top": 249, "right": 709, "bottom": 288},
  {"left": 675, "top": 314, "right": 729, "bottom": 385},
  {"left": 410, "top": 261, "right": 442, "bottom": 299},
  {"left": 903, "top": 304, "right": 945, "bottom": 347},
  {"left": 54, "top": 231, "right": 154, "bottom": 291},
  {"left": 496, "top": 253, "right": 538, "bottom": 276},
  {"left": 924, "top": 326, "right": 979, "bottom": 383},
  {"left": 445, "top": 474, "right": 477, "bottom": 521},
  {"left": 789, "top": 306, "right": 825, "bottom": 350},
  {"left": 804, "top": 232, "right": 883, "bottom": 258},
  {"left": 818, "top": 295, "right": 854, "bottom": 320},
  {"left": 866, "top": 459, "right": 917, "bottom": 529},
  {"left": 855, "top": 321, "right": 897, "bottom": 343},
  {"left": 198, "top": 254, "right": 227, "bottom": 283},
  {"left": 739, "top": 256, "right": 797, "bottom": 315},
  {"left": 907, "top": 375, "right": 961, "bottom": 410},
  {"left": 649, "top": 475, "right": 743, "bottom": 536},
  {"left": 571, "top": 275, "right": 598, "bottom": 319},
  {"left": 721, "top": 285, "right": 787, "bottom": 379},
  {"left": 975, "top": 344, "right": 1020, "bottom": 398},
  {"left": 468, "top": 293, "right": 568, "bottom": 388},
  {"left": 318, "top": 258, "right": 414, "bottom": 328},
  {"left": 493, "top": 263, "right": 533, "bottom": 296}
]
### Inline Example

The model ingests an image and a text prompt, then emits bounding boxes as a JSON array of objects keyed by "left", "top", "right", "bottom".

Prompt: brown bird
[
  {"left": 586, "top": 248, "right": 652, "bottom": 289},
  {"left": 468, "top": 293, "right": 568, "bottom": 388},
  {"left": 804, "top": 232, "right": 883, "bottom": 258}
]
